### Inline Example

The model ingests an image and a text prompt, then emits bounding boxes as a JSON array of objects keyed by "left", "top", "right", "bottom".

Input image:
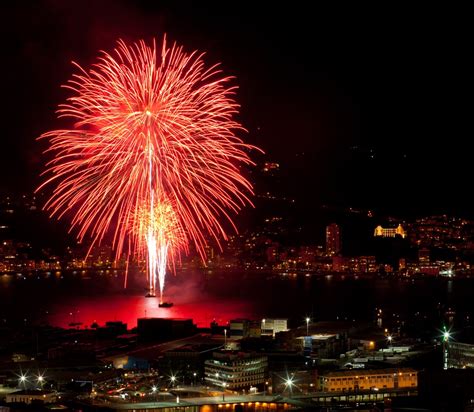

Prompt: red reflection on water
[{"left": 47, "top": 294, "right": 254, "bottom": 328}]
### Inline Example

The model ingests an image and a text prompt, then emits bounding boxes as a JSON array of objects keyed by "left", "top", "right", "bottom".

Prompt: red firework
[{"left": 38, "top": 37, "right": 258, "bottom": 297}]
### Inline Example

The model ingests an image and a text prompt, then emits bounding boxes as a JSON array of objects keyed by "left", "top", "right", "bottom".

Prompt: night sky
[{"left": 1, "top": 1, "right": 472, "bottom": 217}]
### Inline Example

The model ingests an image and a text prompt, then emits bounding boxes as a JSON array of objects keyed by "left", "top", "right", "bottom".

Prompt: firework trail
[{"left": 38, "top": 37, "right": 258, "bottom": 301}]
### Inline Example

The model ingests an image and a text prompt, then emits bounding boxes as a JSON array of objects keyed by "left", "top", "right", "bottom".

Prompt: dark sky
[{"left": 1, "top": 1, "right": 472, "bottom": 217}]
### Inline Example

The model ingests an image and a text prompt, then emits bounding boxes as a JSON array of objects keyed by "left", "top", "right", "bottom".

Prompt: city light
[
  {"left": 284, "top": 376, "right": 294, "bottom": 397},
  {"left": 442, "top": 325, "right": 451, "bottom": 342}
]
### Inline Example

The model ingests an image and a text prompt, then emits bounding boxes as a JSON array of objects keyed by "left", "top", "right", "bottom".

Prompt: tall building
[
  {"left": 204, "top": 351, "right": 268, "bottom": 390},
  {"left": 326, "top": 224, "right": 341, "bottom": 256}
]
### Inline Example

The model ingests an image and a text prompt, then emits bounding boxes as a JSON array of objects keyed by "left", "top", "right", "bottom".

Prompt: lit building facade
[
  {"left": 6, "top": 390, "right": 57, "bottom": 404},
  {"left": 204, "top": 352, "right": 268, "bottom": 390},
  {"left": 447, "top": 341, "right": 474, "bottom": 369},
  {"left": 408, "top": 215, "right": 469, "bottom": 249},
  {"left": 349, "top": 256, "right": 377, "bottom": 273},
  {"left": 418, "top": 248, "right": 430, "bottom": 265},
  {"left": 326, "top": 224, "right": 341, "bottom": 256},
  {"left": 261, "top": 319, "right": 288, "bottom": 337},
  {"left": 229, "top": 319, "right": 250, "bottom": 338},
  {"left": 374, "top": 224, "right": 406, "bottom": 238},
  {"left": 318, "top": 368, "right": 417, "bottom": 392},
  {"left": 230, "top": 318, "right": 288, "bottom": 338}
]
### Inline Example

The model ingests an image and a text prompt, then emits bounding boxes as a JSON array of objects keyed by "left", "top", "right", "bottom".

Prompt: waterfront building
[
  {"left": 418, "top": 247, "right": 430, "bottom": 265},
  {"left": 6, "top": 390, "right": 57, "bottom": 404},
  {"left": 318, "top": 368, "right": 417, "bottom": 392},
  {"left": 205, "top": 351, "right": 268, "bottom": 390}
]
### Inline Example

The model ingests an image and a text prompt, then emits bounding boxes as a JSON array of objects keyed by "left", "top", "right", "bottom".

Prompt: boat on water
[{"left": 159, "top": 302, "right": 173, "bottom": 308}]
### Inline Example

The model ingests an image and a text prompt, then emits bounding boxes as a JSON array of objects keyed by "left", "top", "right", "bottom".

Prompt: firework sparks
[
  {"left": 130, "top": 201, "right": 187, "bottom": 297},
  {"left": 38, "top": 37, "right": 258, "bottom": 300}
]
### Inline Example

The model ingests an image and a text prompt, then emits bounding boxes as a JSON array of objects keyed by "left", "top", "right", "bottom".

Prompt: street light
[
  {"left": 442, "top": 326, "right": 451, "bottom": 370},
  {"left": 19, "top": 374, "right": 27, "bottom": 388},
  {"left": 224, "top": 329, "right": 227, "bottom": 349},
  {"left": 262, "top": 318, "right": 266, "bottom": 335},
  {"left": 170, "top": 375, "right": 176, "bottom": 388},
  {"left": 152, "top": 385, "right": 157, "bottom": 403},
  {"left": 37, "top": 374, "right": 45, "bottom": 389},
  {"left": 284, "top": 377, "right": 294, "bottom": 397},
  {"left": 306, "top": 317, "right": 310, "bottom": 336},
  {"left": 193, "top": 372, "right": 197, "bottom": 386}
]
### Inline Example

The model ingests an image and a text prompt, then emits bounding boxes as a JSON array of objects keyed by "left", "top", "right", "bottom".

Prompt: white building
[
  {"left": 6, "top": 390, "right": 57, "bottom": 404},
  {"left": 205, "top": 351, "right": 267, "bottom": 390},
  {"left": 261, "top": 318, "right": 288, "bottom": 337}
]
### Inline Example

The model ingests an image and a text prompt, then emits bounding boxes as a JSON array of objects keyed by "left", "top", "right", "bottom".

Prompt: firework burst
[{"left": 38, "top": 37, "right": 258, "bottom": 300}]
